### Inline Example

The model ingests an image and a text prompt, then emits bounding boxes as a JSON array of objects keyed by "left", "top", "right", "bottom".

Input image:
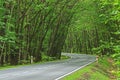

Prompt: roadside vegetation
[
  {"left": 62, "top": 56, "right": 117, "bottom": 80},
  {"left": 0, "top": 54, "right": 69, "bottom": 70}
]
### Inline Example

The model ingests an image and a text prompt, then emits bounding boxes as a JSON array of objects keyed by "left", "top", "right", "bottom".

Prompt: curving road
[{"left": 0, "top": 53, "right": 96, "bottom": 80}]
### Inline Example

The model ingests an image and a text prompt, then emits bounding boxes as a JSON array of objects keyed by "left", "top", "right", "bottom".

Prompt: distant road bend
[{"left": 0, "top": 53, "right": 96, "bottom": 80}]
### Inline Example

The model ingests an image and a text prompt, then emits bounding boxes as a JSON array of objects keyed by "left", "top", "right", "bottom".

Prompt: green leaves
[
  {"left": 34, "top": 4, "right": 45, "bottom": 11},
  {"left": 0, "top": 31, "right": 16, "bottom": 44},
  {"left": 46, "top": 0, "right": 55, "bottom": 3},
  {"left": 98, "top": 0, "right": 120, "bottom": 78}
]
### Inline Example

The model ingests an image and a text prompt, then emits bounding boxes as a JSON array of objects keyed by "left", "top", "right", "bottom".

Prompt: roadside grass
[
  {"left": 62, "top": 56, "right": 117, "bottom": 80},
  {"left": 0, "top": 65, "right": 20, "bottom": 70},
  {"left": 0, "top": 55, "right": 70, "bottom": 70}
]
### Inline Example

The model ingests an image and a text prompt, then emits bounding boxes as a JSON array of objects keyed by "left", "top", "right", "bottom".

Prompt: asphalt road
[{"left": 0, "top": 53, "right": 96, "bottom": 80}]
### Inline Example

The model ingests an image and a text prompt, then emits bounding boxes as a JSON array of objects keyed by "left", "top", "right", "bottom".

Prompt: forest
[{"left": 0, "top": 0, "right": 120, "bottom": 78}]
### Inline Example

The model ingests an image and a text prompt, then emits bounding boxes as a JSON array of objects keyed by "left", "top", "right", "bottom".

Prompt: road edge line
[{"left": 55, "top": 61, "right": 95, "bottom": 80}]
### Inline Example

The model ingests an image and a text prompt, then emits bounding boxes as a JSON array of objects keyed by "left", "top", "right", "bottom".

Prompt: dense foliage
[
  {"left": 64, "top": 0, "right": 102, "bottom": 54},
  {"left": 0, "top": 0, "right": 79, "bottom": 65},
  {"left": 64, "top": 0, "right": 120, "bottom": 78},
  {"left": 97, "top": 0, "right": 120, "bottom": 77}
]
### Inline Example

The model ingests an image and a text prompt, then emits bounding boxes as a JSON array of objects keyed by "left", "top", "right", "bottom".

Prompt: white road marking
[{"left": 55, "top": 61, "right": 95, "bottom": 80}]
